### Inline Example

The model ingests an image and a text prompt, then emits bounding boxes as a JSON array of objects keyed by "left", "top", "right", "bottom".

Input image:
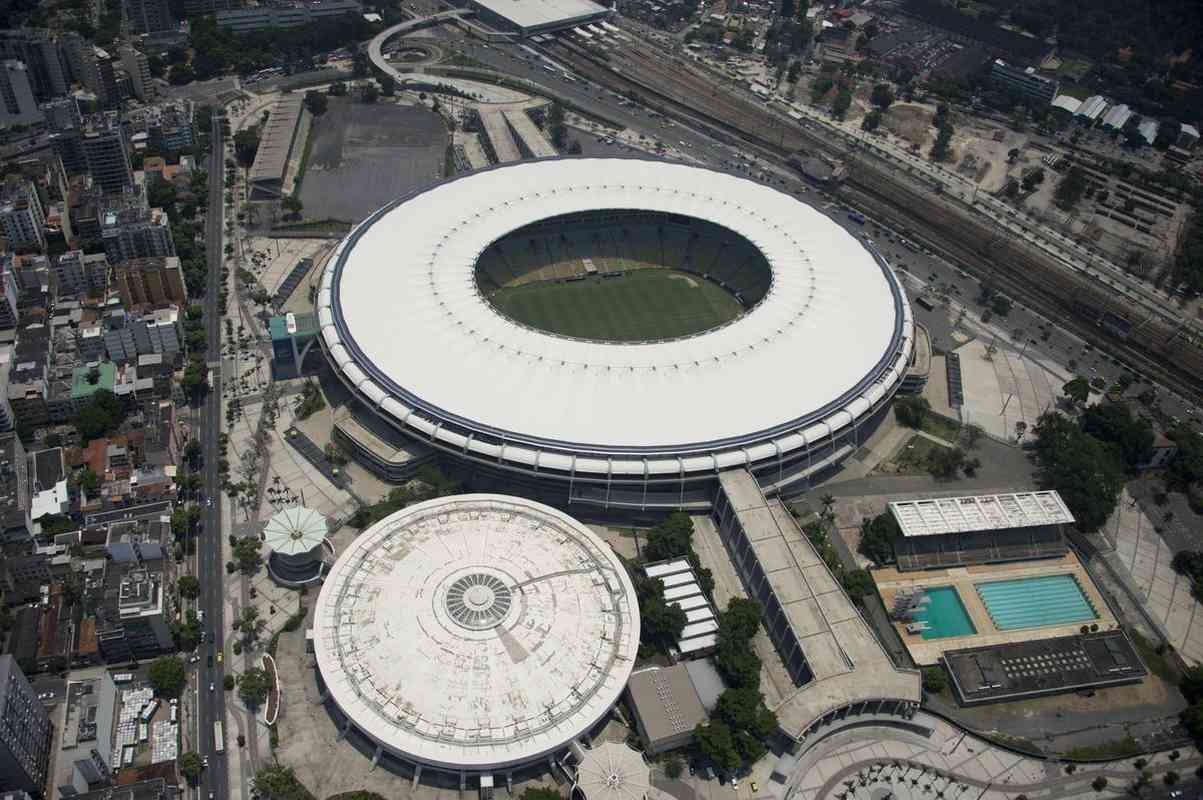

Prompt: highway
[{"left": 194, "top": 109, "right": 230, "bottom": 800}]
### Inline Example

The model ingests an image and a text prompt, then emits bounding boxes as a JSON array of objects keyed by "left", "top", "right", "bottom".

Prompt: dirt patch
[{"left": 884, "top": 103, "right": 934, "bottom": 146}]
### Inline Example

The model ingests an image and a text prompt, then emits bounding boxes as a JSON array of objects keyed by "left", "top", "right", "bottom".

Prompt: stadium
[
  {"left": 316, "top": 157, "right": 914, "bottom": 510},
  {"left": 312, "top": 494, "right": 640, "bottom": 778}
]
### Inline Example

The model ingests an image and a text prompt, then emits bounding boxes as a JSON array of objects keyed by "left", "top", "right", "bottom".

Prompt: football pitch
[{"left": 488, "top": 269, "right": 745, "bottom": 342}]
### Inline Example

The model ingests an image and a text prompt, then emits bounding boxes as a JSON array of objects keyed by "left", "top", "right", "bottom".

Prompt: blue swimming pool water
[
  {"left": 913, "top": 586, "right": 977, "bottom": 640},
  {"left": 976, "top": 574, "right": 1098, "bottom": 631}
]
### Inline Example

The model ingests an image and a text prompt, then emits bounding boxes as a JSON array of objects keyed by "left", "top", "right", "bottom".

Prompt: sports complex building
[
  {"left": 316, "top": 157, "right": 916, "bottom": 511},
  {"left": 312, "top": 494, "right": 639, "bottom": 782}
]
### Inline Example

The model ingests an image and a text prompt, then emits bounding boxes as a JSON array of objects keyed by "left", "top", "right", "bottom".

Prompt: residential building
[
  {"left": 95, "top": 557, "right": 173, "bottom": 662},
  {"left": 80, "top": 115, "right": 133, "bottom": 195},
  {"left": 143, "top": 101, "right": 193, "bottom": 151},
  {"left": 51, "top": 250, "right": 109, "bottom": 296},
  {"left": 102, "top": 306, "right": 181, "bottom": 364},
  {"left": 94, "top": 54, "right": 120, "bottom": 109},
  {"left": 39, "top": 96, "right": 80, "bottom": 131},
  {"left": 58, "top": 33, "right": 99, "bottom": 92},
  {"left": 0, "top": 655, "right": 54, "bottom": 794},
  {"left": 216, "top": 0, "right": 361, "bottom": 31},
  {"left": 101, "top": 205, "right": 175, "bottom": 264},
  {"left": 113, "top": 257, "right": 184, "bottom": 306},
  {"left": 0, "top": 61, "right": 44, "bottom": 126},
  {"left": 0, "top": 432, "right": 31, "bottom": 546},
  {"left": 122, "top": 0, "right": 174, "bottom": 35},
  {"left": 118, "top": 46, "right": 156, "bottom": 102},
  {"left": 50, "top": 128, "right": 86, "bottom": 177},
  {"left": 0, "top": 179, "right": 47, "bottom": 252},
  {"left": 1177, "top": 124, "right": 1200, "bottom": 150},
  {"left": 989, "top": 59, "right": 1058, "bottom": 103},
  {"left": 0, "top": 261, "right": 19, "bottom": 331},
  {"left": 0, "top": 30, "right": 68, "bottom": 99},
  {"left": 7, "top": 319, "right": 52, "bottom": 429}
]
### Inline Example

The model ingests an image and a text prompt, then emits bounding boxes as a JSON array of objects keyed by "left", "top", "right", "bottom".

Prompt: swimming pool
[
  {"left": 912, "top": 586, "right": 977, "bottom": 640},
  {"left": 976, "top": 574, "right": 1098, "bottom": 631}
]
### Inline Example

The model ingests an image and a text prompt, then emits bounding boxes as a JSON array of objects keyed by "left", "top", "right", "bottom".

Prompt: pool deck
[{"left": 873, "top": 553, "right": 1118, "bottom": 665}]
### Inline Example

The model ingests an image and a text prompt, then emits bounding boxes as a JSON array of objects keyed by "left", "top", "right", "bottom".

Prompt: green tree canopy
[
  {"left": 858, "top": 511, "right": 899, "bottom": 565},
  {"left": 1062, "top": 376, "right": 1091, "bottom": 406},
  {"left": 148, "top": 656, "right": 188, "bottom": 697},
  {"left": 238, "top": 666, "right": 272, "bottom": 708},
  {"left": 178, "top": 751, "right": 204, "bottom": 782},
  {"left": 178, "top": 575, "right": 200, "bottom": 599},
  {"left": 1032, "top": 412, "right": 1125, "bottom": 533},
  {"left": 1080, "top": 401, "right": 1154, "bottom": 471},
  {"left": 634, "top": 574, "right": 687, "bottom": 655},
  {"left": 252, "top": 765, "right": 315, "bottom": 800},
  {"left": 694, "top": 720, "right": 742, "bottom": 772},
  {"left": 75, "top": 389, "right": 125, "bottom": 444},
  {"left": 644, "top": 512, "right": 695, "bottom": 562},
  {"left": 894, "top": 394, "right": 930, "bottom": 429},
  {"left": 715, "top": 687, "right": 778, "bottom": 738},
  {"left": 870, "top": 83, "right": 895, "bottom": 109}
]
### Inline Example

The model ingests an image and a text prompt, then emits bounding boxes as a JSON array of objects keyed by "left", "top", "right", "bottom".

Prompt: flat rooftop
[
  {"left": 944, "top": 631, "right": 1146, "bottom": 705},
  {"left": 889, "top": 491, "right": 1074, "bottom": 538},
  {"left": 249, "top": 95, "right": 304, "bottom": 186},
  {"left": 471, "top": 0, "right": 608, "bottom": 30}
]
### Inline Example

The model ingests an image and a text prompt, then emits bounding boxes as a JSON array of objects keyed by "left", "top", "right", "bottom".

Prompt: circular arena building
[
  {"left": 313, "top": 494, "right": 640, "bottom": 777},
  {"left": 316, "top": 157, "right": 914, "bottom": 510}
]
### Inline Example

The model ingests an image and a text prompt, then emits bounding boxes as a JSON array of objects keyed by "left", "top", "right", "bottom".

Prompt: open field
[{"left": 488, "top": 268, "right": 744, "bottom": 342}]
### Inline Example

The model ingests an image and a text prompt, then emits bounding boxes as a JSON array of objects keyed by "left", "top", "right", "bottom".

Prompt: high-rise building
[
  {"left": 118, "top": 46, "right": 156, "bottom": 101},
  {"left": 113, "top": 257, "right": 185, "bottom": 307},
  {"left": 102, "top": 206, "right": 175, "bottom": 264},
  {"left": 0, "top": 654, "right": 53, "bottom": 794},
  {"left": 39, "top": 95, "right": 80, "bottom": 131},
  {"left": 0, "top": 179, "right": 47, "bottom": 252},
  {"left": 51, "top": 250, "right": 109, "bottom": 296},
  {"left": 0, "top": 260, "right": 19, "bottom": 331},
  {"left": 0, "top": 433, "right": 31, "bottom": 544},
  {"left": 58, "top": 33, "right": 99, "bottom": 92},
  {"left": 0, "top": 61, "right": 43, "bottom": 126},
  {"left": 0, "top": 30, "right": 67, "bottom": 99},
  {"left": 122, "top": 0, "right": 175, "bottom": 34},
  {"left": 80, "top": 115, "right": 133, "bottom": 195},
  {"left": 94, "top": 53, "right": 119, "bottom": 109}
]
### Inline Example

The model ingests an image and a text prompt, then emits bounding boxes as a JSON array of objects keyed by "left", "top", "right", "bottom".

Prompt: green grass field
[{"left": 488, "top": 269, "right": 744, "bottom": 342}]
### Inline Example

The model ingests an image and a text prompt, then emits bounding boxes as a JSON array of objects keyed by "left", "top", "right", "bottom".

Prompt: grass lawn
[
  {"left": 894, "top": 435, "right": 947, "bottom": 474},
  {"left": 921, "top": 414, "right": 963, "bottom": 443},
  {"left": 488, "top": 268, "right": 744, "bottom": 342}
]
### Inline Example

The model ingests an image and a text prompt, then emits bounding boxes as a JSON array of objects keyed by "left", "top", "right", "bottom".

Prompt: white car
[{"left": 209, "top": 682, "right": 215, "bottom": 692}]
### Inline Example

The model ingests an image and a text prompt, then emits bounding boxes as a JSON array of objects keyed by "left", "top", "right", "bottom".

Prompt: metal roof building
[
  {"left": 889, "top": 491, "right": 1074, "bottom": 571},
  {"left": 1101, "top": 104, "right": 1133, "bottom": 130},
  {"left": 317, "top": 157, "right": 913, "bottom": 511},
  {"left": 313, "top": 494, "right": 639, "bottom": 777},
  {"left": 248, "top": 94, "right": 304, "bottom": 200},
  {"left": 643, "top": 559, "right": 718, "bottom": 655},
  {"left": 1050, "top": 94, "right": 1081, "bottom": 114},
  {"left": 572, "top": 741, "right": 650, "bottom": 800},
  {"left": 1074, "top": 95, "right": 1109, "bottom": 122},
  {"left": 467, "top": 0, "right": 611, "bottom": 36}
]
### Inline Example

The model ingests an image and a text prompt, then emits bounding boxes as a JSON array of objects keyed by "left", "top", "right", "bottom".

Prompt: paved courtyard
[{"left": 1108, "top": 489, "right": 1203, "bottom": 665}]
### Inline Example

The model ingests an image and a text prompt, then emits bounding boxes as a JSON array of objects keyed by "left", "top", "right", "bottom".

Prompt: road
[{"left": 194, "top": 109, "right": 230, "bottom": 800}]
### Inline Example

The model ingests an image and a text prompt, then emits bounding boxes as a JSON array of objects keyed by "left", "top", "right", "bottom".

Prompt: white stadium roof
[
  {"left": 313, "top": 494, "right": 639, "bottom": 771},
  {"left": 263, "top": 506, "right": 327, "bottom": 555},
  {"left": 574, "top": 742, "right": 650, "bottom": 800},
  {"left": 317, "top": 158, "right": 911, "bottom": 481},
  {"left": 889, "top": 491, "right": 1075, "bottom": 538}
]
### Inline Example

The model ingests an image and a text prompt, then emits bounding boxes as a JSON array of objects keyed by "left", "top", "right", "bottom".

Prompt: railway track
[{"left": 543, "top": 38, "right": 1203, "bottom": 398}]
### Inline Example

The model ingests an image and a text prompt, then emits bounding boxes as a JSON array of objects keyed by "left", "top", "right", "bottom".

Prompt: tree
[
  {"left": 79, "top": 468, "right": 98, "bottom": 495},
  {"left": 1055, "top": 166, "right": 1088, "bottom": 211},
  {"left": 1080, "top": 401, "right": 1154, "bottom": 471},
  {"left": 169, "top": 62, "right": 195, "bottom": 85},
  {"left": 840, "top": 568, "right": 875, "bottom": 598},
  {"left": 233, "top": 536, "right": 263, "bottom": 572},
  {"left": 282, "top": 194, "right": 303, "bottom": 215},
  {"left": 75, "top": 389, "right": 125, "bottom": 443},
  {"left": 930, "top": 122, "right": 954, "bottom": 162},
  {"left": 635, "top": 575, "right": 687, "bottom": 654},
  {"left": 178, "top": 752, "right": 204, "bottom": 782},
  {"left": 224, "top": 674, "right": 236, "bottom": 690},
  {"left": 521, "top": 789, "right": 561, "bottom": 800},
  {"left": 238, "top": 666, "right": 272, "bottom": 708},
  {"left": 870, "top": 83, "right": 894, "bottom": 110},
  {"left": 328, "top": 81, "right": 348, "bottom": 97},
  {"left": 184, "top": 438, "right": 204, "bottom": 469},
  {"left": 715, "top": 687, "right": 778, "bottom": 738},
  {"left": 1032, "top": 413, "right": 1125, "bottom": 533},
  {"left": 859, "top": 511, "right": 899, "bottom": 565},
  {"left": 894, "top": 394, "right": 930, "bottom": 429},
  {"left": 545, "top": 102, "right": 567, "bottom": 149},
  {"left": 1062, "top": 376, "right": 1091, "bottom": 407},
  {"left": 303, "top": 90, "right": 328, "bottom": 116},
  {"left": 810, "top": 76, "right": 834, "bottom": 103},
  {"left": 147, "top": 656, "right": 187, "bottom": 697},
  {"left": 178, "top": 575, "right": 200, "bottom": 599},
  {"left": 664, "top": 756, "right": 684, "bottom": 779},
  {"left": 862, "top": 110, "right": 882, "bottom": 132},
  {"left": 644, "top": 512, "right": 695, "bottom": 561},
  {"left": 922, "top": 666, "right": 947, "bottom": 693},
  {"left": 1092, "top": 776, "right": 1108, "bottom": 792},
  {"left": 694, "top": 720, "right": 742, "bottom": 772},
  {"left": 234, "top": 128, "right": 260, "bottom": 167},
  {"left": 252, "top": 766, "right": 314, "bottom": 800},
  {"left": 1164, "top": 771, "right": 1179, "bottom": 787},
  {"left": 831, "top": 88, "right": 852, "bottom": 120}
]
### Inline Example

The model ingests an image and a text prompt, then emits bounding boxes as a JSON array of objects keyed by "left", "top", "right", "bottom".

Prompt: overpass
[{"left": 367, "top": 11, "right": 475, "bottom": 82}]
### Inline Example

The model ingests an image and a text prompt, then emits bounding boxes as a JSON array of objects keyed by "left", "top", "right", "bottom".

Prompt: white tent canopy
[
  {"left": 575, "top": 742, "right": 650, "bottom": 800},
  {"left": 263, "top": 506, "right": 328, "bottom": 556}
]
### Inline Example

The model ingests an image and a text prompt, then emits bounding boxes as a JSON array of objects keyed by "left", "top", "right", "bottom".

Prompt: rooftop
[
  {"left": 889, "top": 491, "right": 1075, "bottom": 538},
  {"left": 943, "top": 631, "right": 1146, "bottom": 705},
  {"left": 626, "top": 665, "right": 707, "bottom": 746},
  {"left": 248, "top": 95, "right": 304, "bottom": 186},
  {"left": 471, "top": 0, "right": 608, "bottom": 29},
  {"left": 262, "top": 506, "right": 327, "bottom": 555},
  {"left": 72, "top": 362, "right": 117, "bottom": 399},
  {"left": 574, "top": 742, "right": 650, "bottom": 800},
  {"left": 313, "top": 494, "right": 639, "bottom": 770}
]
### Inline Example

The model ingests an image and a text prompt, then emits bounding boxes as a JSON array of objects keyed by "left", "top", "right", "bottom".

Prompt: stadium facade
[
  {"left": 313, "top": 494, "right": 639, "bottom": 777},
  {"left": 316, "top": 157, "right": 915, "bottom": 511}
]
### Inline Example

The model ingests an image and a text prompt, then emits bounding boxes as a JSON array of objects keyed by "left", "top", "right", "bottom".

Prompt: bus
[
  {"left": 847, "top": 211, "right": 867, "bottom": 225},
  {"left": 214, "top": 720, "right": 224, "bottom": 754}
]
